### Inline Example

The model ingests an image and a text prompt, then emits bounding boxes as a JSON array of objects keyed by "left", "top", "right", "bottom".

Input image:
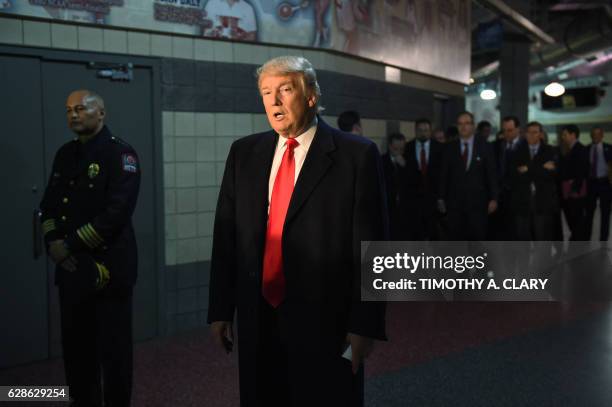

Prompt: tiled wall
[{"left": 0, "top": 14, "right": 461, "bottom": 334}]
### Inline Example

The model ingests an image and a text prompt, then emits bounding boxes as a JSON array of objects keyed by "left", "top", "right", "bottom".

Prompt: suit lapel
[
  {"left": 245, "top": 131, "right": 278, "bottom": 244},
  {"left": 285, "top": 120, "right": 335, "bottom": 224}
]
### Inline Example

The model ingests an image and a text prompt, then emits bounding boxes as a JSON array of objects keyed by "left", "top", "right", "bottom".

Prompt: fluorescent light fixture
[
  {"left": 384, "top": 66, "right": 401, "bottom": 84},
  {"left": 480, "top": 89, "right": 497, "bottom": 100},
  {"left": 544, "top": 82, "right": 565, "bottom": 97}
]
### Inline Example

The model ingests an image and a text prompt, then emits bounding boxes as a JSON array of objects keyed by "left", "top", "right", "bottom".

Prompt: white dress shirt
[
  {"left": 590, "top": 143, "right": 608, "bottom": 178},
  {"left": 415, "top": 139, "right": 430, "bottom": 168},
  {"left": 460, "top": 135, "right": 475, "bottom": 169},
  {"left": 268, "top": 118, "right": 317, "bottom": 204}
]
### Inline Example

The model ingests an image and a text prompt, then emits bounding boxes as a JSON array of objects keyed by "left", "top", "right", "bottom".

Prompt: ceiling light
[
  {"left": 544, "top": 82, "right": 565, "bottom": 97},
  {"left": 480, "top": 89, "right": 497, "bottom": 100}
]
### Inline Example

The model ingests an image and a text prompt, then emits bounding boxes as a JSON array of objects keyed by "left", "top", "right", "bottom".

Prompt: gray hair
[{"left": 256, "top": 56, "right": 324, "bottom": 112}]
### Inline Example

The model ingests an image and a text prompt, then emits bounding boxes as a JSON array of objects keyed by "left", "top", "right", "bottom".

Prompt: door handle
[{"left": 33, "top": 209, "right": 42, "bottom": 260}]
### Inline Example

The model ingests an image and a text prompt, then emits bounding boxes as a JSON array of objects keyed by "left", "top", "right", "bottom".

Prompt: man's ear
[
  {"left": 99, "top": 108, "right": 106, "bottom": 120},
  {"left": 307, "top": 93, "right": 317, "bottom": 109}
]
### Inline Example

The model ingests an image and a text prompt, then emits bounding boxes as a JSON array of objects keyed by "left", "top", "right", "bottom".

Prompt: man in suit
[
  {"left": 337, "top": 110, "right": 362, "bottom": 135},
  {"left": 381, "top": 132, "right": 408, "bottom": 239},
  {"left": 559, "top": 124, "right": 590, "bottom": 241},
  {"left": 402, "top": 118, "right": 444, "bottom": 240},
  {"left": 439, "top": 111, "right": 498, "bottom": 240},
  {"left": 207, "top": 56, "right": 387, "bottom": 407},
  {"left": 508, "top": 121, "right": 559, "bottom": 241},
  {"left": 585, "top": 126, "right": 612, "bottom": 241},
  {"left": 490, "top": 115, "right": 523, "bottom": 240}
]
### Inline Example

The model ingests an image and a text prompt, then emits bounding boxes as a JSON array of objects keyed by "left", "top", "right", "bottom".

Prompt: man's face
[
  {"left": 433, "top": 130, "right": 445, "bottom": 143},
  {"left": 480, "top": 125, "right": 491, "bottom": 138},
  {"left": 502, "top": 120, "right": 519, "bottom": 142},
  {"left": 389, "top": 139, "right": 405, "bottom": 156},
  {"left": 591, "top": 128, "right": 604, "bottom": 144},
  {"left": 457, "top": 114, "right": 474, "bottom": 139},
  {"left": 561, "top": 129, "right": 576, "bottom": 147},
  {"left": 66, "top": 91, "right": 104, "bottom": 135},
  {"left": 415, "top": 122, "right": 432, "bottom": 141},
  {"left": 259, "top": 73, "right": 316, "bottom": 138},
  {"left": 525, "top": 125, "right": 541, "bottom": 146}
]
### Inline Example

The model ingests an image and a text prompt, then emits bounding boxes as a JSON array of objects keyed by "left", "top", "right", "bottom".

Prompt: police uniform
[{"left": 39, "top": 125, "right": 140, "bottom": 407}]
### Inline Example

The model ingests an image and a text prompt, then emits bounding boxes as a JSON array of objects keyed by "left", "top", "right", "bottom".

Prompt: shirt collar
[{"left": 281, "top": 116, "right": 317, "bottom": 151}]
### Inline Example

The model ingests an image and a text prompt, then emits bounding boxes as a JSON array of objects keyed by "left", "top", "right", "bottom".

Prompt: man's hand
[
  {"left": 211, "top": 321, "right": 234, "bottom": 354},
  {"left": 393, "top": 154, "right": 406, "bottom": 168},
  {"left": 48, "top": 240, "right": 68, "bottom": 263},
  {"left": 346, "top": 333, "right": 374, "bottom": 374},
  {"left": 543, "top": 161, "right": 555, "bottom": 171},
  {"left": 517, "top": 165, "right": 528, "bottom": 174},
  {"left": 48, "top": 240, "right": 77, "bottom": 272},
  {"left": 437, "top": 199, "right": 446, "bottom": 214},
  {"left": 488, "top": 200, "right": 498, "bottom": 214}
]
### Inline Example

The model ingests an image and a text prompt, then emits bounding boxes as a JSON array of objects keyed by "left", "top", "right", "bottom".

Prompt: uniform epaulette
[{"left": 109, "top": 136, "right": 133, "bottom": 149}]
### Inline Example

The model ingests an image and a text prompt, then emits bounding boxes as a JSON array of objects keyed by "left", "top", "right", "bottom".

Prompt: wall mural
[{"left": 0, "top": 0, "right": 470, "bottom": 83}]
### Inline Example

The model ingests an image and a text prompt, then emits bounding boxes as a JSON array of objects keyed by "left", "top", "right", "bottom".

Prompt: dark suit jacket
[
  {"left": 587, "top": 142, "right": 612, "bottom": 178},
  {"left": 403, "top": 139, "right": 443, "bottom": 203},
  {"left": 207, "top": 119, "right": 387, "bottom": 404},
  {"left": 439, "top": 137, "right": 499, "bottom": 211},
  {"left": 559, "top": 141, "right": 589, "bottom": 197},
  {"left": 508, "top": 143, "right": 559, "bottom": 215}
]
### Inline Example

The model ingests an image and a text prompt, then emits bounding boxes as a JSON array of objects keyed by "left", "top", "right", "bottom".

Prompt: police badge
[{"left": 88, "top": 163, "right": 100, "bottom": 179}]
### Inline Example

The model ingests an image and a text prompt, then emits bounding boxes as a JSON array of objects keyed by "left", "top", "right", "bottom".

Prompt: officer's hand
[
  {"left": 60, "top": 256, "right": 78, "bottom": 272},
  {"left": 437, "top": 199, "right": 446, "bottom": 214},
  {"left": 543, "top": 161, "right": 555, "bottom": 171},
  {"left": 488, "top": 200, "right": 498, "bottom": 214},
  {"left": 346, "top": 333, "right": 374, "bottom": 375},
  {"left": 517, "top": 165, "right": 528, "bottom": 174},
  {"left": 211, "top": 321, "right": 234, "bottom": 354},
  {"left": 48, "top": 240, "right": 69, "bottom": 264}
]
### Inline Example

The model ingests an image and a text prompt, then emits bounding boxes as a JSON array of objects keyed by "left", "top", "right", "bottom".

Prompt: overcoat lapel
[{"left": 285, "top": 121, "right": 335, "bottom": 224}]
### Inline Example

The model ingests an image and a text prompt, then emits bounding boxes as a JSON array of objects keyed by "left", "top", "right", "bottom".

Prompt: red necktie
[
  {"left": 462, "top": 142, "right": 468, "bottom": 170},
  {"left": 420, "top": 145, "right": 427, "bottom": 175},
  {"left": 262, "top": 138, "right": 299, "bottom": 307}
]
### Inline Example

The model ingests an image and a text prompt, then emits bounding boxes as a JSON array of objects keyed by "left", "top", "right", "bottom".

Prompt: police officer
[{"left": 40, "top": 90, "right": 140, "bottom": 407}]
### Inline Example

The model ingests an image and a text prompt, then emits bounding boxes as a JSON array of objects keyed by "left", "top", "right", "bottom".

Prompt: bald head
[{"left": 66, "top": 90, "right": 106, "bottom": 137}]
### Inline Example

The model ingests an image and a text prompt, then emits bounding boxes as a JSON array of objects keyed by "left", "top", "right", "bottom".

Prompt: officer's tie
[{"left": 262, "top": 138, "right": 299, "bottom": 307}]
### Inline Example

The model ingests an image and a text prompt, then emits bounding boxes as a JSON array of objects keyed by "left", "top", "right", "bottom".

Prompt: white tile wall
[
  {"left": 176, "top": 163, "right": 197, "bottom": 188},
  {"left": 195, "top": 237, "right": 213, "bottom": 262},
  {"left": 194, "top": 38, "right": 215, "bottom": 61},
  {"left": 103, "top": 29, "right": 127, "bottom": 54},
  {"left": 164, "top": 164, "right": 176, "bottom": 188},
  {"left": 195, "top": 113, "right": 215, "bottom": 136},
  {"left": 127, "top": 32, "right": 150, "bottom": 56},
  {"left": 196, "top": 138, "right": 215, "bottom": 162},
  {"left": 176, "top": 239, "right": 198, "bottom": 264},
  {"left": 23, "top": 21, "right": 51, "bottom": 47},
  {"left": 172, "top": 36, "right": 194, "bottom": 59},
  {"left": 197, "top": 188, "right": 219, "bottom": 212},
  {"left": 196, "top": 163, "right": 217, "bottom": 187},
  {"left": 214, "top": 137, "right": 234, "bottom": 161},
  {"left": 165, "top": 189, "right": 176, "bottom": 214},
  {"left": 0, "top": 17, "right": 23, "bottom": 44},
  {"left": 51, "top": 23, "right": 77, "bottom": 49},
  {"left": 163, "top": 137, "right": 175, "bottom": 163},
  {"left": 175, "top": 138, "right": 197, "bottom": 162},
  {"left": 197, "top": 213, "right": 215, "bottom": 237},
  {"left": 176, "top": 189, "right": 198, "bottom": 213},
  {"left": 177, "top": 214, "right": 198, "bottom": 238},
  {"left": 212, "top": 40, "right": 233, "bottom": 62},
  {"left": 151, "top": 34, "right": 172, "bottom": 57},
  {"left": 174, "top": 112, "right": 196, "bottom": 136},
  {"left": 162, "top": 111, "right": 174, "bottom": 136},
  {"left": 214, "top": 113, "right": 235, "bottom": 136},
  {"left": 78, "top": 26, "right": 103, "bottom": 52},
  {"left": 165, "top": 214, "right": 177, "bottom": 239}
]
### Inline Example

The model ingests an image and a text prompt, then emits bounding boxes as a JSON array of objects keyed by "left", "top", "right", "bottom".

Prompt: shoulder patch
[{"left": 122, "top": 153, "right": 138, "bottom": 173}]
